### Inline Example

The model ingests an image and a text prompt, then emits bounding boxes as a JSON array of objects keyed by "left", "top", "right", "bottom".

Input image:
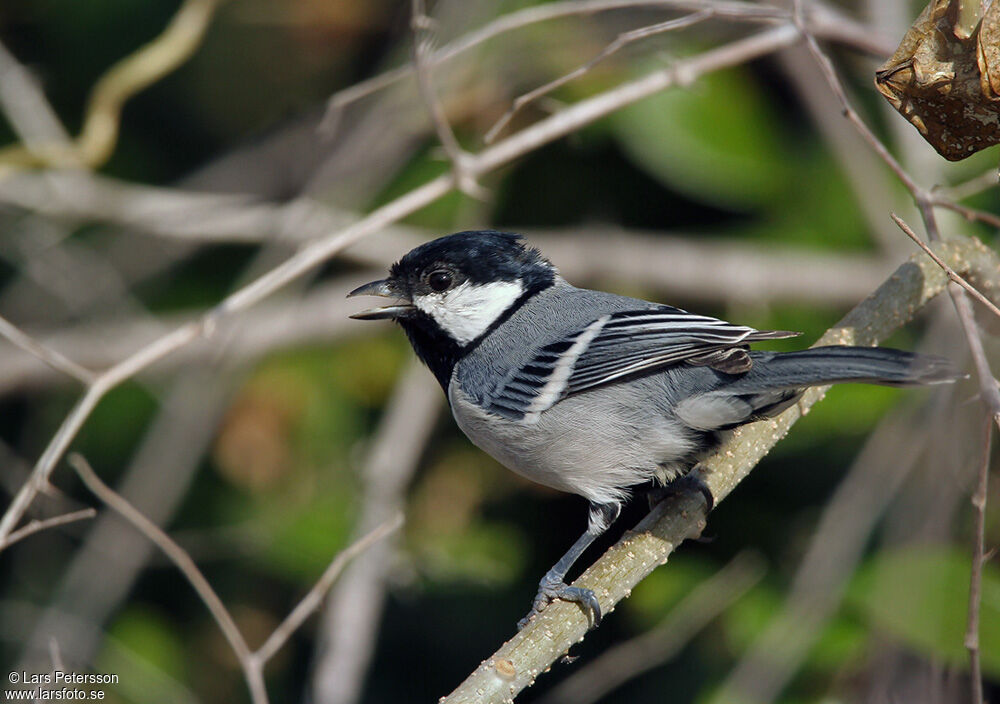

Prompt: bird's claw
[
  {"left": 517, "top": 579, "right": 601, "bottom": 631},
  {"left": 648, "top": 472, "right": 714, "bottom": 514}
]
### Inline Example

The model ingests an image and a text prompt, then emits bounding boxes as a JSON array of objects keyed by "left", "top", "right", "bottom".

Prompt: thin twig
[
  {"left": 309, "top": 362, "right": 441, "bottom": 704},
  {"left": 409, "top": 0, "right": 485, "bottom": 199},
  {"left": 891, "top": 213, "right": 1000, "bottom": 320},
  {"left": 69, "top": 453, "right": 400, "bottom": 704},
  {"left": 320, "top": 0, "right": 893, "bottom": 135},
  {"left": 0, "top": 0, "right": 222, "bottom": 169},
  {"left": 484, "top": 10, "right": 714, "bottom": 143},
  {"left": 950, "top": 286, "right": 1000, "bottom": 428},
  {"left": 18, "top": 369, "right": 237, "bottom": 668},
  {"left": 794, "top": 0, "right": 944, "bottom": 242},
  {"left": 0, "top": 41, "right": 78, "bottom": 167},
  {"left": 948, "top": 284, "right": 998, "bottom": 704},
  {"left": 931, "top": 198, "right": 1000, "bottom": 231},
  {"left": 798, "top": 2, "right": 1000, "bottom": 422},
  {"left": 932, "top": 167, "right": 1000, "bottom": 202},
  {"left": 774, "top": 44, "right": 902, "bottom": 251},
  {"left": 0, "top": 314, "right": 96, "bottom": 385},
  {"left": 0, "top": 319, "right": 206, "bottom": 540},
  {"left": 0, "top": 508, "right": 96, "bottom": 552},
  {"left": 67, "top": 453, "right": 268, "bottom": 704},
  {"left": 541, "top": 552, "right": 765, "bottom": 704},
  {"left": 48, "top": 637, "right": 64, "bottom": 673},
  {"left": 252, "top": 513, "right": 403, "bottom": 665},
  {"left": 965, "top": 415, "right": 991, "bottom": 704},
  {"left": 321, "top": 0, "right": 794, "bottom": 133},
  {"left": 77, "top": 0, "right": 221, "bottom": 167}
]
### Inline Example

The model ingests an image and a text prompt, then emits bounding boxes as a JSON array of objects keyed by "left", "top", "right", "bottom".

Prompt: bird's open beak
[{"left": 347, "top": 279, "right": 415, "bottom": 320}]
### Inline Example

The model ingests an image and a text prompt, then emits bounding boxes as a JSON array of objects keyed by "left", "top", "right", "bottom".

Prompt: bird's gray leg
[{"left": 517, "top": 502, "right": 621, "bottom": 631}]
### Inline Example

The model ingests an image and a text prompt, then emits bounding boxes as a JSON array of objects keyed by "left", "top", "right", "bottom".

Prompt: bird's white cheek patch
[{"left": 415, "top": 280, "right": 523, "bottom": 345}]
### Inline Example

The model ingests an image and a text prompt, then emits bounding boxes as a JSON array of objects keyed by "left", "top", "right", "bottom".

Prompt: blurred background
[{"left": 0, "top": 0, "right": 998, "bottom": 702}]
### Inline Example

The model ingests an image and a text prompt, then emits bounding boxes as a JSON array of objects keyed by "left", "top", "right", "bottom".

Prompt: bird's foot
[
  {"left": 517, "top": 577, "right": 601, "bottom": 631},
  {"left": 648, "top": 472, "right": 714, "bottom": 514}
]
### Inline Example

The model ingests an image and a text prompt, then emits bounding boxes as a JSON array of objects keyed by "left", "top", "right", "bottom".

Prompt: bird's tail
[{"left": 739, "top": 346, "right": 962, "bottom": 391}]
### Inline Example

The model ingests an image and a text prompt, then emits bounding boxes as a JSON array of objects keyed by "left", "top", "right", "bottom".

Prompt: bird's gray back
[{"left": 454, "top": 279, "right": 659, "bottom": 404}]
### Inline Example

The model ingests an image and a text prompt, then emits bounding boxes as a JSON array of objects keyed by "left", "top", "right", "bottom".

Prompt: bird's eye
[{"left": 428, "top": 270, "right": 453, "bottom": 292}]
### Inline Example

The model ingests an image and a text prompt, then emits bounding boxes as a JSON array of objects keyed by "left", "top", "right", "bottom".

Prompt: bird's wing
[{"left": 484, "top": 307, "right": 798, "bottom": 420}]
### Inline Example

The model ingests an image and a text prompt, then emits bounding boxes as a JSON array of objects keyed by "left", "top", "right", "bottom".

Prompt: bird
[{"left": 347, "top": 230, "right": 957, "bottom": 629}]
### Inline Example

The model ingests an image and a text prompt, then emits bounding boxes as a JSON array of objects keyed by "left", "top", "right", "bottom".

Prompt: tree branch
[
  {"left": 540, "top": 552, "right": 765, "bottom": 704},
  {"left": 0, "top": 509, "right": 96, "bottom": 552},
  {"left": 891, "top": 213, "right": 1000, "bottom": 320},
  {"left": 322, "top": 0, "right": 794, "bottom": 133},
  {"left": 483, "top": 10, "right": 714, "bottom": 143},
  {"left": 68, "top": 453, "right": 267, "bottom": 704},
  {"left": 409, "top": 0, "right": 484, "bottom": 199},
  {"left": 0, "top": 313, "right": 95, "bottom": 385},
  {"left": 308, "top": 362, "right": 441, "bottom": 704},
  {"left": 252, "top": 513, "right": 403, "bottom": 666},
  {"left": 320, "top": 0, "right": 889, "bottom": 134},
  {"left": 68, "top": 453, "right": 402, "bottom": 704},
  {"left": 965, "top": 414, "right": 991, "bottom": 704},
  {"left": 0, "top": 0, "right": 222, "bottom": 169}
]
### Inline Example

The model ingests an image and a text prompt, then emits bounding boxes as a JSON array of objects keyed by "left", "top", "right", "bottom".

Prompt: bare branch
[
  {"left": 774, "top": 44, "right": 904, "bottom": 252},
  {"left": 69, "top": 453, "right": 400, "bottom": 704},
  {"left": 933, "top": 167, "right": 1000, "bottom": 202},
  {"left": 410, "top": 0, "right": 485, "bottom": 199},
  {"left": 950, "top": 286, "right": 1000, "bottom": 426},
  {"left": 67, "top": 453, "right": 268, "bottom": 704},
  {"left": 77, "top": 0, "right": 221, "bottom": 167},
  {"left": 965, "top": 415, "right": 991, "bottom": 704},
  {"left": 891, "top": 213, "right": 1000, "bottom": 320},
  {"left": 309, "top": 362, "right": 441, "bottom": 704},
  {"left": 252, "top": 513, "right": 403, "bottom": 666},
  {"left": 0, "top": 0, "right": 222, "bottom": 169},
  {"left": 0, "top": 509, "right": 96, "bottom": 552},
  {"left": 0, "top": 41, "right": 77, "bottom": 167},
  {"left": 18, "top": 368, "right": 236, "bottom": 667},
  {"left": 0, "top": 314, "right": 95, "bottom": 385},
  {"left": 930, "top": 197, "right": 1000, "bottom": 230},
  {"left": 794, "top": 1, "right": 945, "bottom": 243},
  {"left": 484, "top": 10, "right": 714, "bottom": 143},
  {"left": 321, "top": 0, "right": 894, "bottom": 136},
  {"left": 0, "top": 273, "right": 380, "bottom": 394},
  {"left": 541, "top": 552, "right": 765, "bottom": 704},
  {"left": 321, "top": 0, "right": 795, "bottom": 133}
]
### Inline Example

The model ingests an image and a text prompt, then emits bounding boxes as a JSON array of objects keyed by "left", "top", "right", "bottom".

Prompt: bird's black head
[{"left": 348, "top": 230, "right": 556, "bottom": 388}]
